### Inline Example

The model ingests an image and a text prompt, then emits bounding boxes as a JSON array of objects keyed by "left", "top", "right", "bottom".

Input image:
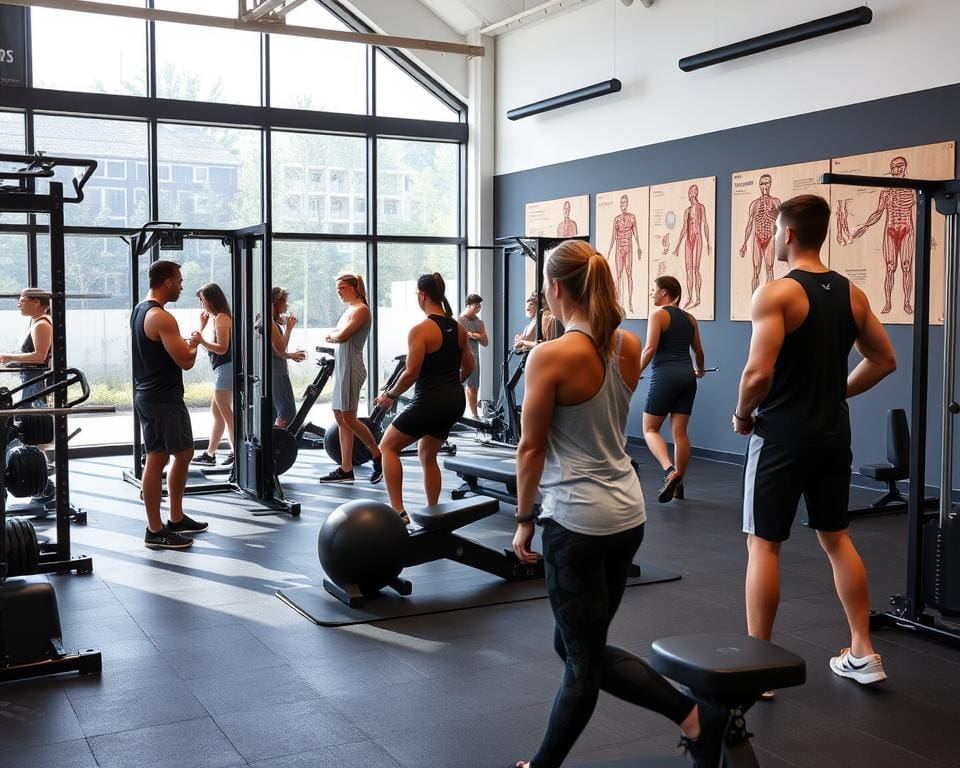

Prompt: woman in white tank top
[{"left": 507, "top": 240, "right": 722, "bottom": 768}]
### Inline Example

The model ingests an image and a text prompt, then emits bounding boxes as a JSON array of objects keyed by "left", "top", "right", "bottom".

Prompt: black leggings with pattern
[{"left": 530, "top": 519, "right": 695, "bottom": 768}]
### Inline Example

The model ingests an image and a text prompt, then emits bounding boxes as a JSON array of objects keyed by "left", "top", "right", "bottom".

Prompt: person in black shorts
[
  {"left": 374, "top": 273, "right": 474, "bottom": 524},
  {"left": 734, "top": 194, "right": 896, "bottom": 686},
  {"left": 132, "top": 260, "right": 209, "bottom": 550},
  {"left": 640, "top": 275, "right": 705, "bottom": 503}
]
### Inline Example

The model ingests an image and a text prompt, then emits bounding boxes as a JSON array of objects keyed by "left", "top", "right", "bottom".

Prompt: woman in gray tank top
[
  {"left": 508, "top": 241, "right": 722, "bottom": 768},
  {"left": 319, "top": 273, "right": 383, "bottom": 484},
  {"left": 640, "top": 275, "right": 706, "bottom": 503}
]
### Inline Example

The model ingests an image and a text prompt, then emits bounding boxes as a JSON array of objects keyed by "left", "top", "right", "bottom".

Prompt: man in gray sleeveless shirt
[{"left": 458, "top": 294, "right": 487, "bottom": 419}]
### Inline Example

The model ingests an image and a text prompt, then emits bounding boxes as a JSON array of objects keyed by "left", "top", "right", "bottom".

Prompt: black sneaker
[
  {"left": 319, "top": 467, "right": 355, "bottom": 484},
  {"left": 658, "top": 467, "right": 682, "bottom": 503},
  {"left": 144, "top": 525, "right": 194, "bottom": 550},
  {"left": 220, "top": 452, "right": 234, "bottom": 467},
  {"left": 192, "top": 452, "right": 216, "bottom": 466},
  {"left": 369, "top": 456, "right": 383, "bottom": 484},
  {"left": 673, "top": 482, "right": 685, "bottom": 501},
  {"left": 678, "top": 699, "right": 727, "bottom": 768},
  {"left": 167, "top": 514, "right": 209, "bottom": 534}
]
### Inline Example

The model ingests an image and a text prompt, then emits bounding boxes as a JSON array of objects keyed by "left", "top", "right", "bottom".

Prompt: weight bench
[
  {"left": 445, "top": 456, "right": 540, "bottom": 511},
  {"left": 323, "top": 497, "right": 545, "bottom": 608},
  {"left": 650, "top": 634, "right": 806, "bottom": 767}
]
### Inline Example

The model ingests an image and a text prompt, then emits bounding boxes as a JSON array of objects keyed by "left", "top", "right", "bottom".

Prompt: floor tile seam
[{"left": 77, "top": 709, "right": 213, "bottom": 739}]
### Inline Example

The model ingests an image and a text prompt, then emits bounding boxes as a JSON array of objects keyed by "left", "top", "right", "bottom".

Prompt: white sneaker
[{"left": 829, "top": 648, "right": 887, "bottom": 685}]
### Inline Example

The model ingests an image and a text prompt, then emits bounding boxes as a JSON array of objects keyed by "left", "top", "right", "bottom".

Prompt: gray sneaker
[
  {"left": 144, "top": 525, "right": 193, "bottom": 550},
  {"left": 829, "top": 648, "right": 887, "bottom": 685}
]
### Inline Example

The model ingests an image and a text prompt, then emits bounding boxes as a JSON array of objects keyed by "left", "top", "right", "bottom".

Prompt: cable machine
[{"left": 824, "top": 170, "right": 960, "bottom": 647}]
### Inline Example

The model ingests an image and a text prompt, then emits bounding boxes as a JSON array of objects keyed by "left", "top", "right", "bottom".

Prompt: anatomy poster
[
  {"left": 524, "top": 195, "right": 589, "bottom": 238},
  {"left": 830, "top": 142, "right": 955, "bottom": 325},
  {"left": 649, "top": 177, "right": 716, "bottom": 320},
  {"left": 730, "top": 160, "right": 831, "bottom": 321},
  {"left": 595, "top": 187, "right": 650, "bottom": 318}
]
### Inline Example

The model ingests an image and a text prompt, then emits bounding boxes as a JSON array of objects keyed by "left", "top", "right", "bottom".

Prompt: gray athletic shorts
[{"left": 213, "top": 362, "right": 233, "bottom": 392}]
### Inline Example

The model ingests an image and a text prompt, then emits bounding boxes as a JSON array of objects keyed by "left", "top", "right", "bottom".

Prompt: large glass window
[
  {"left": 377, "top": 139, "right": 459, "bottom": 236},
  {"left": 269, "top": 3, "right": 366, "bottom": 113},
  {"left": 158, "top": 124, "right": 261, "bottom": 228},
  {"left": 271, "top": 131, "right": 366, "bottom": 233},
  {"left": 34, "top": 235, "right": 131, "bottom": 444},
  {"left": 376, "top": 52, "right": 458, "bottom": 123},
  {"left": 0, "top": 112, "right": 26, "bottom": 225},
  {"left": 272, "top": 240, "right": 366, "bottom": 420},
  {"left": 0, "top": 234, "right": 28, "bottom": 353},
  {"left": 31, "top": 3, "right": 146, "bottom": 96},
  {"left": 154, "top": 0, "right": 260, "bottom": 105},
  {"left": 375, "top": 243, "right": 458, "bottom": 388},
  {"left": 33, "top": 115, "right": 149, "bottom": 228}
]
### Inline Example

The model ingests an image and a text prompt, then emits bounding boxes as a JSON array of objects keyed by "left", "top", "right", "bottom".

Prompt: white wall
[
  {"left": 495, "top": 0, "right": 960, "bottom": 175},
  {"left": 343, "top": 0, "right": 471, "bottom": 100}
]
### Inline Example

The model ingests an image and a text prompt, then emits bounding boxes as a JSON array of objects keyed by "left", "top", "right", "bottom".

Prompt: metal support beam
[{"left": 0, "top": 0, "right": 485, "bottom": 57}]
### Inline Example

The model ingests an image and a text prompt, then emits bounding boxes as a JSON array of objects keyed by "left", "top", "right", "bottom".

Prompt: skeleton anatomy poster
[
  {"left": 648, "top": 177, "right": 716, "bottom": 320},
  {"left": 730, "top": 160, "right": 831, "bottom": 321},
  {"left": 595, "top": 187, "right": 650, "bottom": 319},
  {"left": 524, "top": 195, "right": 589, "bottom": 238},
  {"left": 830, "top": 141, "right": 955, "bottom": 325}
]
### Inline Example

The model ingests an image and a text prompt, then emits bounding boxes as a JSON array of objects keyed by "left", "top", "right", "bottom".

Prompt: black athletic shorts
[
  {"left": 391, "top": 384, "right": 466, "bottom": 441},
  {"left": 742, "top": 434, "right": 851, "bottom": 542},
  {"left": 135, "top": 396, "right": 194, "bottom": 455},
  {"left": 645, "top": 367, "right": 697, "bottom": 416}
]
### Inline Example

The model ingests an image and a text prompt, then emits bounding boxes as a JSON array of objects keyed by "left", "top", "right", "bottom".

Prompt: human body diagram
[
  {"left": 606, "top": 195, "right": 642, "bottom": 312},
  {"left": 739, "top": 174, "right": 781, "bottom": 294},
  {"left": 674, "top": 185, "right": 710, "bottom": 309}
]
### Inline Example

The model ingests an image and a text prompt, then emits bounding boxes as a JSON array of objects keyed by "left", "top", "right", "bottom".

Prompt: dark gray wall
[{"left": 493, "top": 82, "right": 960, "bottom": 480}]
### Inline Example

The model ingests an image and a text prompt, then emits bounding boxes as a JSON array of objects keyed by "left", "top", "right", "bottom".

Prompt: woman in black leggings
[
  {"left": 509, "top": 241, "right": 722, "bottom": 768},
  {"left": 374, "top": 273, "right": 473, "bottom": 524}
]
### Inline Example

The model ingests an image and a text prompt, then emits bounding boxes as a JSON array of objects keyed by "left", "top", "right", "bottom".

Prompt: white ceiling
[{"left": 416, "top": 0, "right": 602, "bottom": 36}]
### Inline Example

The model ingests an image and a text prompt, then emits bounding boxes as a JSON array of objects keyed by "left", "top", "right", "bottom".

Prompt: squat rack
[
  {"left": 0, "top": 153, "right": 106, "bottom": 574},
  {"left": 823, "top": 170, "right": 960, "bottom": 647}
]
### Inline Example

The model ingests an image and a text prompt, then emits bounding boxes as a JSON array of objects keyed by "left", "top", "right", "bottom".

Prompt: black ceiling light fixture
[
  {"left": 678, "top": 6, "right": 873, "bottom": 72},
  {"left": 506, "top": 78, "right": 622, "bottom": 121}
]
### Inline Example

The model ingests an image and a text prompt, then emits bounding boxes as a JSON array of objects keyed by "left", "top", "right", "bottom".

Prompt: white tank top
[{"left": 538, "top": 323, "right": 646, "bottom": 535}]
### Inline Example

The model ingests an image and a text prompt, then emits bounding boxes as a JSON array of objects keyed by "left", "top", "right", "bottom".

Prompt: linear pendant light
[
  {"left": 507, "top": 78, "right": 622, "bottom": 121},
  {"left": 679, "top": 6, "right": 873, "bottom": 72}
]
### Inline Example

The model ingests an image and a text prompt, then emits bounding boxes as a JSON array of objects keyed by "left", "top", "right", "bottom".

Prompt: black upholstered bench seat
[
  {"left": 651, "top": 634, "right": 806, "bottom": 701},
  {"left": 410, "top": 497, "right": 499, "bottom": 532},
  {"left": 444, "top": 457, "right": 517, "bottom": 485}
]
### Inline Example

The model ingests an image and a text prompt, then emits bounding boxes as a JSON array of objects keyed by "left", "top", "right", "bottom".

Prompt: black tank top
[
  {"left": 207, "top": 319, "right": 231, "bottom": 370},
  {"left": 652, "top": 306, "right": 694, "bottom": 368},
  {"left": 756, "top": 270, "right": 859, "bottom": 446},
  {"left": 415, "top": 315, "right": 462, "bottom": 395},
  {"left": 131, "top": 300, "right": 184, "bottom": 402},
  {"left": 20, "top": 316, "right": 52, "bottom": 370}
]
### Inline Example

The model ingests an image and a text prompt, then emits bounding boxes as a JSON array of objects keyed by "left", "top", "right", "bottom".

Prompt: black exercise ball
[
  {"left": 324, "top": 418, "right": 383, "bottom": 466},
  {"left": 318, "top": 499, "right": 408, "bottom": 595}
]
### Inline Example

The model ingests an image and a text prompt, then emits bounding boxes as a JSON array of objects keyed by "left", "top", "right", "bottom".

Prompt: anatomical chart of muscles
[
  {"left": 730, "top": 160, "right": 830, "bottom": 321},
  {"left": 524, "top": 195, "right": 590, "bottom": 238},
  {"left": 830, "top": 141, "right": 954, "bottom": 325},
  {"left": 595, "top": 187, "right": 650, "bottom": 319},
  {"left": 649, "top": 177, "right": 716, "bottom": 320}
]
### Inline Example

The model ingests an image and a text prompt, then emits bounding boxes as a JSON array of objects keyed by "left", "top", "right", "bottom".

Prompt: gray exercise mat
[{"left": 276, "top": 561, "right": 680, "bottom": 626}]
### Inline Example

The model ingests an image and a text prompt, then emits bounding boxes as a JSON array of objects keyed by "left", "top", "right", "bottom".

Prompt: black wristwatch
[
  {"left": 514, "top": 512, "right": 536, "bottom": 524},
  {"left": 733, "top": 412, "right": 752, "bottom": 422}
]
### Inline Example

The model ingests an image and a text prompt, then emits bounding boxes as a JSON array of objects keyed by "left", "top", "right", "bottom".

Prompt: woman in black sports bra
[
  {"left": 374, "top": 273, "right": 474, "bottom": 524},
  {"left": 0, "top": 288, "right": 54, "bottom": 407}
]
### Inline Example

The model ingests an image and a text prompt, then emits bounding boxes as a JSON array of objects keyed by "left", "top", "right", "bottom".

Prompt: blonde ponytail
[
  {"left": 336, "top": 272, "right": 368, "bottom": 306},
  {"left": 546, "top": 240, "right": 623, "bottom": 358}
]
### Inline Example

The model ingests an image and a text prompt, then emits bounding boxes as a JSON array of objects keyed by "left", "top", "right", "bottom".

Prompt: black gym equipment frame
[
  {"left": 0, "top": 156, "right": 103, "bottom": 575},
  {"left": 823, "top": 170, "right": 960, "bottom": 648},
  {"left": 122, "top": 222, "right": 299, "bottom": 517}
]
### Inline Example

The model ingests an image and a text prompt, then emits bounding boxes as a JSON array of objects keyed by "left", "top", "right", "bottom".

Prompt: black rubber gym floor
[{"left": 2, "top": 443, "right": 959, "bottom": 768}]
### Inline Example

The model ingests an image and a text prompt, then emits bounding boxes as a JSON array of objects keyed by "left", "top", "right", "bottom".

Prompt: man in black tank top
[
  {"left": 132, "top": 260, "right": 208, "bottom": 550},
  {"left": 734, "top": 195, "right": 897, "bottom": 686}
]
